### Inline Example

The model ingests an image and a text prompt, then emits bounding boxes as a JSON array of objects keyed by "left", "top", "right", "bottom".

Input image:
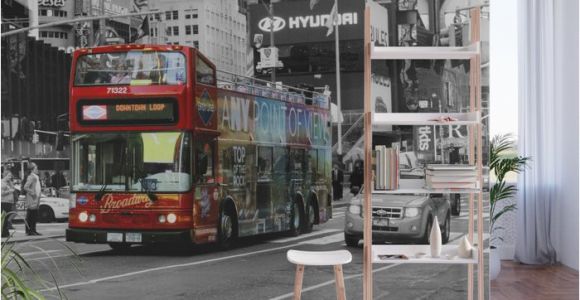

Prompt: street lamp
[{"left": 250, "top": 0, "right": 280, "bottom": 83}]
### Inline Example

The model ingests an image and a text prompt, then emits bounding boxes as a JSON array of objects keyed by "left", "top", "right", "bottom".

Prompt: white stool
[{"left": 287, "top": 250, "right": 353, "bottom": 300}]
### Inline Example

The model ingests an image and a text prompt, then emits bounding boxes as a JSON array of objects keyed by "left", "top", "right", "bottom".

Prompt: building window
[
  {"left": 193, "top": 25, "right": 198, "bottom": 34},
  {"left": 185, "top": 14, "right": 191, "bottom": 19},
  {"left": 172, "top": 10, "right": 178, "bottom": 20},
  {"left": 173, "top": 26, "right": 179, "bottom": 36},
  {"left": 48, "top": 32, "right": 54, "bottom": 38},
  {"left": 47, "top": 9, "right": 53, "bottom": 17},
  {"left": 165, "top": 11, "right": 171, "bottom": 20},
  {"left": 166, "top": 28, "right": 172, "bottom": 36},
  {"left": 194, "top": 41, "right": 199, "bottom": 48},
  {"left": 40, "top": 31, "right": 47, "bottom": 37},
  {"left": 40, "top": 9, "right": 47, "bottom": 16},
  {"left": 185, "top": 25, "right": 191, "bottom": 35}
]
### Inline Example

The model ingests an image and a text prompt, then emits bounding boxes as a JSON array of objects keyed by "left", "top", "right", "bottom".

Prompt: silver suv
[{"left": 344, "top": 192, "right": 451, "bottom": 246}]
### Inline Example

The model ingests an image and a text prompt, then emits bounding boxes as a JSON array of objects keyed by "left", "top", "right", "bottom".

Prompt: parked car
[
  {"left": 344, "top": 190, "right": 451, "bottom": 247},
  {"left": 13, "top": 187, "right": 69, "bottom": 223}
]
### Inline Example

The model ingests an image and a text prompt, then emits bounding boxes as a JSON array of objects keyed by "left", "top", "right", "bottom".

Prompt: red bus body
[{"left": 66, "top": 45, "right": 332, "bottom": 246}]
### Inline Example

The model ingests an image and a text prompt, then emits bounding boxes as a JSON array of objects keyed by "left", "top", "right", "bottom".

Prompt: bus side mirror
[{"left": 55, "top": 131, "right": 65, "bottom": 151}]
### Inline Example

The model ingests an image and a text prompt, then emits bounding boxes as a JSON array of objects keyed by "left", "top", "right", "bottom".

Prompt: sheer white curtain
[
  {"left": 514, "top": 0, "right": 558, "bottom": 264},
  {"left": 515, "top": 0, "right": 579, "bottom": 266}
]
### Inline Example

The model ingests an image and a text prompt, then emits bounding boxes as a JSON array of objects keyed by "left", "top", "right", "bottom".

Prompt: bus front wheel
[
  {"left": 302, "top": 200, "right": 316, "bottom": 234},
  {"left": 218, "top": 206, "right": 236, "bottom": 250}
]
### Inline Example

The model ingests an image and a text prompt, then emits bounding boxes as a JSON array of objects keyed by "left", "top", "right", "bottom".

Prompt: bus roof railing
[{"left": 216, "top": 69, "right": 330, "bottom": 109}]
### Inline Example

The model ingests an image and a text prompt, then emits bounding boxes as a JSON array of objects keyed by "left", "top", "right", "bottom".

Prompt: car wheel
[
  {"left": 442, "top": 213, "right": 451, "bottom": 244},
  {"left": 217, "top": 206, "right": 237, "bottom": 250},
  {"left": 302, "top": 200, "right": 316, "bottom": 234},
  {"left": 109, "top": 243, "right": 132, "bottom": 252},
  {"left": 451, "top": 194, "right": 461, "bottom": 216},
  {"left": 345, "top": 233, "right": 360, "bottom": 247},
  {"left": 289, "top": 199, "right": 303, "bottom": 237},
  {"left": 38, "top": 205, "right": 55, "bottom": 223},
  {"left": 420, "top": 216, "right": 433, "bottom": 244}
]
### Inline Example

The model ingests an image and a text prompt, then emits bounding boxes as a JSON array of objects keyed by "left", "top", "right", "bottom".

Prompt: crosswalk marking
[
  {"left": 299, "top": 233, "right": 345, "bottom": 245},
  {"left": 268, "top": 229, "right": 340, "bottom": 243}
]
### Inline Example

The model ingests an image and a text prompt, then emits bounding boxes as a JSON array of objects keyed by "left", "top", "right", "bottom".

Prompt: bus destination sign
[{"left": 80, "top": 100, "right": 177, "bottom": 124}]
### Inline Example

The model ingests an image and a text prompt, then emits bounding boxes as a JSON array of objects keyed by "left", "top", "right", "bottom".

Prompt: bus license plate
[
  {"left": 106, "top": 233, "right": 123, "bottom": 242},
  {"left": 125, "top": 233, "right": 142, "bottom": 243}
]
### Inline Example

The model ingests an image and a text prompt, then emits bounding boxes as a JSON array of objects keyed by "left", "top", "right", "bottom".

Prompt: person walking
[
  {"left": 23, "top": 163, "right": 42, "bottom": 236},
  {"left": 332, "top": 164, "right": 343, "bottom": 201},
  {"left": 1, "top": 168, "right": 15, "bottom": 237}
]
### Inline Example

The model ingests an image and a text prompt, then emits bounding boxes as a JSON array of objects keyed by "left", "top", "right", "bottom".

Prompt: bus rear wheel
[
  {"left": 289, "top": 200, "right": 303, "bottom": 237},
  {"left": 302, "top": 200, "right": 316, "bottom": 234},
  {"left": 218, "top": 206, "right": 236, "bottom": 250}
]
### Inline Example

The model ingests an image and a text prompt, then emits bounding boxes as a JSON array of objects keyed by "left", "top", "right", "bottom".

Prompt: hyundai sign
[{"left": 249, "top": 0, "right": 364, "bottom": 44}]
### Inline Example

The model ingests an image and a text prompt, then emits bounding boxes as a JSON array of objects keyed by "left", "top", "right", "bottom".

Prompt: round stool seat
[{"left": 287, "top": 250, "right": 352, "bottom": 266}]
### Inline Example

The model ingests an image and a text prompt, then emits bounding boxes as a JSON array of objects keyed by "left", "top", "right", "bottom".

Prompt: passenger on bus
[
  {"left": 110, "top": 63, "right": 131, "bottom": 84},
  {"left": 150, "top": 54, "right": 167, "bottom": 84}
]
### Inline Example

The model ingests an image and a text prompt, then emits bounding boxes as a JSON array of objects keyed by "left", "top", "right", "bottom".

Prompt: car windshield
[
  {"left": 74, "top": 51, "right": 186, "bottom": 86},
  {"left": 71, "top": 132, "right": 191, "bottom": 192}
]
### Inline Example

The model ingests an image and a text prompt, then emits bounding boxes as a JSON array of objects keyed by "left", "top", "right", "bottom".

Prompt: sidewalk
[
  {"left": 1, "top": 223, "right": 67, "bottom": 243},
  {"left": 331, "top": 186, "right": 356, "bottom": 209}
]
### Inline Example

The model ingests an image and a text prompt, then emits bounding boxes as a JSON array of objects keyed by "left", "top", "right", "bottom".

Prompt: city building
[{"left": 148, "top": 0, "right": 251, "bottom": 76}]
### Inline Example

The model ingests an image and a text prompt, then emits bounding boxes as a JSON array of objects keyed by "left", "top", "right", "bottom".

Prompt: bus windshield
[
  {"left": 71, "top": 132, "right": 191, "bottom": 192},
  {"left": 74, "top": 51, "right": 186, "bottom": 86}
]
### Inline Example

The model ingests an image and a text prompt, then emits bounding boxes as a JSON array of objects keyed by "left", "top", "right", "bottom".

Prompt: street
[{"left": 5, "top": 196, "right": 489, "bottom": 300}]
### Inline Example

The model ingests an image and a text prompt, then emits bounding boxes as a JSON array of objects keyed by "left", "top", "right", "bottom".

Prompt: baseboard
[{"left": 500, "top": 244, "right": 515, "bottom": 260}]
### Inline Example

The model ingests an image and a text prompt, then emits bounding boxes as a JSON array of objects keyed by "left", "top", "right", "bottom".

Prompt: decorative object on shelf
[
  {"left": 457, "top": 236, "right": 473, "bottom": 259},
  {"left": 425, "top": 164, "right": 478, "bottom": 189},
  {"left": 429, "top": 216, "right": 442, "bottom": 258},
  {"left": 428, "top": 116, "right": 459, "bottom": 123},
  {"left": 373, "top": 146, "right": 399, "bottom": 190},
  {"left": 489, "top": 134, "right": 530, "bottom": 280}
]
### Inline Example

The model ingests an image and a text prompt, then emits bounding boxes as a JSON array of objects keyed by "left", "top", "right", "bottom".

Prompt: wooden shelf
[
  {"left": 371, "top": 42, "right": 480, "bottom": 60},
  {"left": 373, "top": 179, "right": 481, "bottom": 194},
  {"left": 372, "top": 245, "right": 478, "bottom": 265},
  {"left": 373, "top": 112, "right": 480, "bottom": 128}
]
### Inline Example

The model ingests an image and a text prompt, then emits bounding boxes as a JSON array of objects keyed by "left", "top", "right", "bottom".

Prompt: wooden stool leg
[
  {"left": 334, "top": 264, "right": 346, "bottom": 300},
  {"left": 294, "top": 264, "right": 305, "bottom": 300}
]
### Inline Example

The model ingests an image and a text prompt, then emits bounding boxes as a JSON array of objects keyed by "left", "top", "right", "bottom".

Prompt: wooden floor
[{"left": 491, "top": 260, "right": 579, "bottom": 300}]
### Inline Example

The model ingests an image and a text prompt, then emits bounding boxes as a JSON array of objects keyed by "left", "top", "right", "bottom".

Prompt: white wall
[{"left": 554, "top": 0, "right": 579, "bottom": 271}]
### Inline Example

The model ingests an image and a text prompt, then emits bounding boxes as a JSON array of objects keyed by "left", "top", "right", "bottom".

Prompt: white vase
[
  {"left": 489, "top": 246, "right": 501, "bottom": 280},
  {"left": 457, "top": 236, "right": 473, "bottom": 258},
  {"left": 430, "top": 216, "right": 442, "bottom": 258}
]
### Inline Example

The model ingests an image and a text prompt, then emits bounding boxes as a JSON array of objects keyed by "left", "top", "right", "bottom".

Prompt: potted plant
[{"left": 489, "top": 134, "right": 530, "bottom": 280}]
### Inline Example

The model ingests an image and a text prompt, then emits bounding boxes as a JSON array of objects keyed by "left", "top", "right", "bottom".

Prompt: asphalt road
[{"left": 9, "top": 198, "right": 490, "bottom": 300}]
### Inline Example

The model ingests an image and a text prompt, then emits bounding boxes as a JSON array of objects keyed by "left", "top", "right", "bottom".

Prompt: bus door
[
  {"left": 256, "top": 146, "right": 273, "bottom": 220},
  {"left": 288, "top": 148, "right": 305, "bottom": 202},
  {"left": 193, "top": 136, "right": 219, "bottom": 242}
]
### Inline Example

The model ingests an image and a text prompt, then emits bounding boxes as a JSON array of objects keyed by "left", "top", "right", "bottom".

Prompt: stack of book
[
  {"left": 374, "top": 146, "right": 399, "bottom": 190},
  {"left": 425, "top": 164, "right": 478, "bottom": 189}
]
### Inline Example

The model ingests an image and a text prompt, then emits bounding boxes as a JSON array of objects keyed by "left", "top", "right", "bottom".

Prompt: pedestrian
[
  {"left": 332, "top": 164, "right": 344, "bottom": 201},
  {"left": 24, "top": 163, "right": 42, "bottom": 236},
  {"left": 1, "top": 168, "right": 16, "bottom": 237},
  {"left": 350, "top": 156, "right": 364, "bottom": 194}
]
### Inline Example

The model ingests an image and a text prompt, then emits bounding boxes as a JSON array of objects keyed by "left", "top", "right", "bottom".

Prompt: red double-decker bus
[{"left": 66, "top": 45, "right": 332, "bottom": 250}]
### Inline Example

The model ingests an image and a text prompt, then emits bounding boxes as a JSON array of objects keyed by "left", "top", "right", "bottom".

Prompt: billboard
[{"left": 249, "top": 0, "right": 364, "bottom": 45}]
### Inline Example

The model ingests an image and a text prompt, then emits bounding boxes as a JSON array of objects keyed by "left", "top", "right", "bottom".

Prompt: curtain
[{"left": 514, "top": 0, "right": 558, "bottom": 265}]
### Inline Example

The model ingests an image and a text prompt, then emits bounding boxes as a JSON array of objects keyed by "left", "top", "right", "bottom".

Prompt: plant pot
[{"left": 489, "top": 246, "right": 501, "bottom": 280}]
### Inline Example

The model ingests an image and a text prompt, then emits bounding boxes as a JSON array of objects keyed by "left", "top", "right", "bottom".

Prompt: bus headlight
[
  {"left": 69, "top": 193, "right": 76, "bottom": 209},
  {"left": 158, "top": 215, "right": 166, "bottom": 223},
  {"left": 78, "top": 211, "right": 88, "bottom": 222},
  {"left": 89, "top": 214, "right": 96, "bottom": 223},
  {"left": 167, "top": 213, "right": 177, "bottom": 224},
  {"left": 405, "top": 207, "right": 420, "bottom": 218}
]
